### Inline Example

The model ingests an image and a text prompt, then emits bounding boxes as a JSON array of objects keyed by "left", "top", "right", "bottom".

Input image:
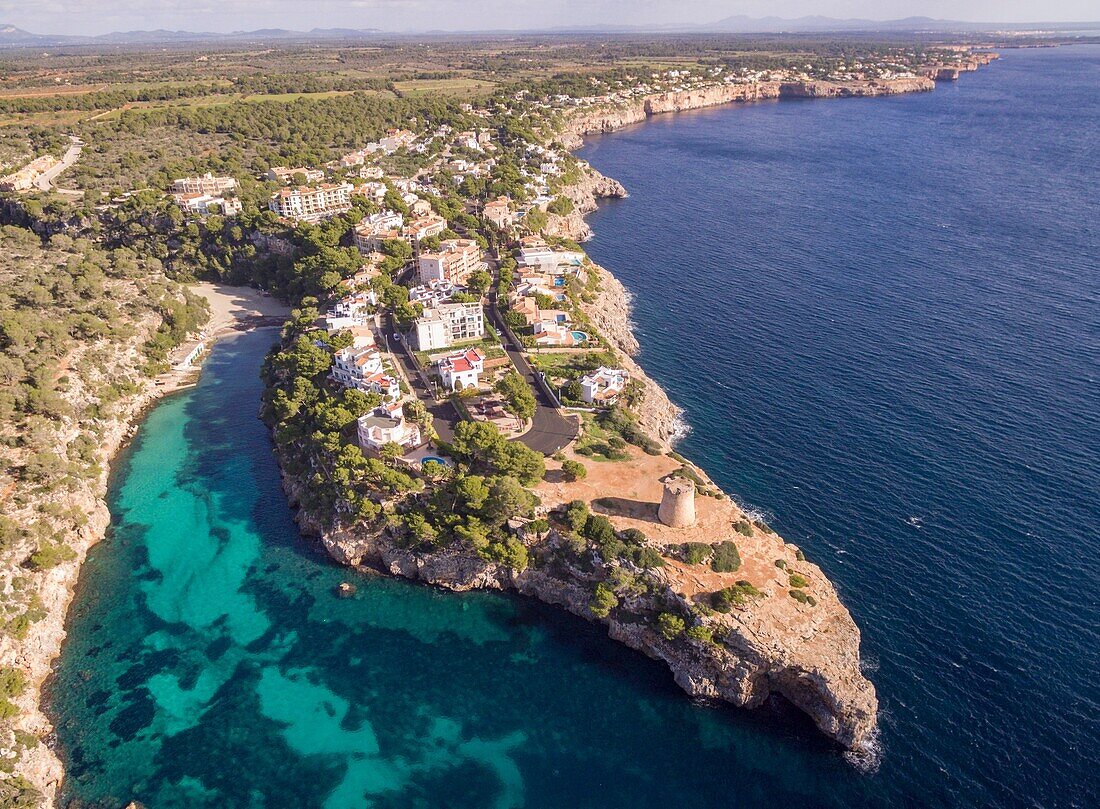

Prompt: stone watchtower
[{"left": 658, "top": 477, "right": 696, "bottom": 528}]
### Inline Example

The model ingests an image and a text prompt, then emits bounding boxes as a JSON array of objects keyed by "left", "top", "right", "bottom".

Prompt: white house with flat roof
[
  {"left": 413, "top": 302, "right": 484, "bottom": 351},
  {"left": 357, "top": 404, "right": 422, "bottom": 452},
  {"left": 580, "top": 367, "right": 628, "bottom": 404}
]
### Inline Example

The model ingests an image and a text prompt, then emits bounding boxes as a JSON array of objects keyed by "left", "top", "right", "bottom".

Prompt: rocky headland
[{"left": 558, "top": 76, "right": 948, "bottom": 148}]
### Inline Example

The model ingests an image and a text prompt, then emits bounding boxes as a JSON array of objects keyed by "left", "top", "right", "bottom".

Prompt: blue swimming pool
[{"left": 571, "top": 331, "right": 588, "bottom": 343}]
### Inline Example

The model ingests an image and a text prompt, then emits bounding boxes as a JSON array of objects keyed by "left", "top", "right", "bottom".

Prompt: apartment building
[
  {"left": 417, "top": 239, "right": 483, "bottom": 284},
  {"left": 413, "top": 302, "right": 484, "bottom": 351},
  {"left": 268, "top": 184, "right": 352, "bottom": 222},
  {"left": 170, "top": 173, "right": 238, "bottom": 195}
]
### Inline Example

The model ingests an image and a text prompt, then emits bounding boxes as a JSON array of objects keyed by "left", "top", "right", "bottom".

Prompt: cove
[{"left": 51, "top": 329, "right": 870, "bottom": 808}]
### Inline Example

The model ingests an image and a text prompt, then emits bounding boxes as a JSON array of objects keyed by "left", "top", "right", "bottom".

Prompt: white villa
[
  {"left": 172, "top": 192, "right": 242, "bottom": 218},
  {"left": 331, "top": 347, "right": 399, "bottom": 400},
  {"left": 357, "top": 404, "right": 422, "bottom": 453},
  {"left": 413, "top": 302, "right": 484, "bottom": 351},
  {"left": 517, "top": 236, "right": 585, "bottom": 271},
  {"left": 580, "top": 367, "right": 628, "bottom": 404},
  {"left": 437, "top": 348, "right": 485, "bottom": 392}
]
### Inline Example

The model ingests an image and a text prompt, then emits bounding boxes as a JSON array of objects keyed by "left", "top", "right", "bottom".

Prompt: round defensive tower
[{"left": 658, "top": 477, "right": 696, "bottom": 528}]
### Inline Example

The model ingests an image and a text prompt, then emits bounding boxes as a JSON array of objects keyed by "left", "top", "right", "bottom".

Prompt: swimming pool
[{"left": 571, "top": 331, "right": 589, "bottom": 343}]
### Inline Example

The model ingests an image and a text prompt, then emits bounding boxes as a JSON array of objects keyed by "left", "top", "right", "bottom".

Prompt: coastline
[
  {"left": 23, "top": 57, "right": 999, "bottom": 800},
  {"left": 271, "top": 65, "right": 999, "bottom": 756},
  {"left": 12, "top": 284, "right": 287, "bottom": 806},
  {"left": 546, "top": 63, "right": 998, "bottom": 445}
]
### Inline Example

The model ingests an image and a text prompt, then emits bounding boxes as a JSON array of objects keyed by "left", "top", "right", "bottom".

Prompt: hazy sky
[{"left": 2, "top": 1, "right": 1095, "bottom": 36}]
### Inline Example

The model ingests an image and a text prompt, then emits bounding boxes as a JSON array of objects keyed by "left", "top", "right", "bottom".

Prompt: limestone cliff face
[
  {"left": 543, "top": 166, "right": 627, "bottom": 243},
  {"left": 560, "top": 77, "right": 938, "bottom": 145},
  {"left": 779, "top": 77, "right": 934, "bottom": 98},
  {"left": 284, "top": 473, "right": 878, "bottom": 754},
  {"left": 3, "top": 313, "right": 175, "bottom": 807},
  {"left": 579, "top": 264, "right": 684, "bottom": 447}
]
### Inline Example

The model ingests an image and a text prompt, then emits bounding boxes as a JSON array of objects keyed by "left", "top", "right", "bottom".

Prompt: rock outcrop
[
  {"left": 543, "top": 166, "right": 626, "bottom": 242},
  {"left": 284, "top": 468, "right": 879, "bottom": 754}
]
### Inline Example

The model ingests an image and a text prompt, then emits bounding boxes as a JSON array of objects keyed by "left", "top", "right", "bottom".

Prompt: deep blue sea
[{"left": 52, "top": 46, "right": 1098, "bottom": 807}]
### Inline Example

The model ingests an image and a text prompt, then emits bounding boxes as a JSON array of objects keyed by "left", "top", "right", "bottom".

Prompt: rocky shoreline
[
  {"left": 10, "top": 286, "right": 287, "bottom": 807},
  {"left": 282, "top": 462, "right": 879, "bottom": 753},
  {"left": 556, "top": 76, "right": 946, "bottom": 149}
]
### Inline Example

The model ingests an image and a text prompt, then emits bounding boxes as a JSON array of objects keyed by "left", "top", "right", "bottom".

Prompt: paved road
[
  {"left": 381, "top": 313, "right": 460, "bottom": 444},
  {"left": 485, "top": 274, "right": 579, "bottom": 455},
  {"left": 35, "top": 137, "right": 82, "bottom": 192}
]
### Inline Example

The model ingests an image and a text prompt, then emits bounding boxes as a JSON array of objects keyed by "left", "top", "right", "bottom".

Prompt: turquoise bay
[{"left": 52, "top": 330, "right": 856, "bottom": 807}]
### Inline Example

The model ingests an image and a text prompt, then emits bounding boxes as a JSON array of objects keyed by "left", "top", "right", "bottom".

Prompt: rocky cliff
[
  {"left": 579, "top": 264, "right": 685, "bottom": 447},
  {"left": 543, "top": 166, "right": 626, "bottom": 243},
  {"left": 560, "top": 77, "right": 939, "bottom": 146},
  {"left": 285, "top": 465, "right": 879, "bottom": 755}
]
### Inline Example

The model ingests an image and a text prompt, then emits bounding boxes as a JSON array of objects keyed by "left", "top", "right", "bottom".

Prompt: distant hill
[
  {"left": 0, "top": 24, "right": 384, "bottom": 48},
  {"left": 706, "top": 15, "right": 1100, "bottom": 33},
  {"left": 0, "top": 18, "right": 1096, "bottom": 48}
]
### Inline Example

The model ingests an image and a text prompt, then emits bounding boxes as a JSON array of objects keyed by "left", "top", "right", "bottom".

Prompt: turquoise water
[{"left": 52, "top": 329, "right": 863, "bottom": 807}]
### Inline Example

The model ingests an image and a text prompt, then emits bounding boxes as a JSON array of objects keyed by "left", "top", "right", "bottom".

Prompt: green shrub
[
  {"left": 789, "top": 573, "right": 809, "bottom": 588},
  {"left": 561, "top": 459, "right": 587, "bottom": 481},
  {"left": 28, "top": 541, "right": 76, "bottom": 570},
  {"left": 789, "top": 589, "right": 817, "bottom": 606},
  {"left": 0, "top": 667, "right": 26, "bottom": 698},
  {"left": 712, "top": 581, "right": 761, "bottom": 612},
  {"left": 795, "top": 549, "right": 806, "bottom": 561},
  {"left": 0, "top": 699, "right": 17, "bottom": 720},
  {"left": 685, "top": 625, "right": 715, "bottom": 644},
  {"left": 626, "top": 546, "right": 665, "bottom": 569},
  {"left": 583, "top": 514, "right": 616, "bottom": 545},
  {"left": 564, "top": 500, "right": 589, "bottom": 532},
  {"left": 710, "top": 541, "right": 741, "bottom": 573},
  {"left": 734, "top": 520, "right": 754, "bottom": 537},
  {"left": 619, "top": 527, "right": 646, "bottom": 545},
  {"left": 682, "top": 542, "right": 710, "bottom": 565},
  {"left": 589, "top": 582, "right": 618, "bottom": 618},
  {"left": 656, "top": 612, "right": 685, "bottom": 640},
  {"left": 775, "top": 559, "right": 787, "bottom": 570}
]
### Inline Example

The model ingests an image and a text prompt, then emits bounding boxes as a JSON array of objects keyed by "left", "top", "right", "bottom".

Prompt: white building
[
  {"left": 437, "top": 348, "right": 485, "bottom": 392},
  {"left": 332, "top": 290, "right": 376, "bottom": 321},
  {"left": 331, "top": 347, "right": 399, "bottom": 399},
  {"left": 172, "top": 193, "right": 242, "bottom": 217},
  {"left": 580, "top": 367, "right": 628, "bottom": 404},
  {"left": 413, "top": 302, "right": 484, "bottom": 351},
  {"left": 268, "top": 166, "right": 325, "bottom": 184},
  {"left": 269, "top": 184, "right": 352, "bottom": 222},
  {"left": 171, "top": 173, "right": 238, "bottom": 195},
  {"left": 517, "top": 236, "right": 584, "bottom": 271},
  {"left": 353, "top": 211, "right": 405, "bottom": 253},
  {"left": 408, "top": 280, "right": 464, "bottom": 309},
  {"left": 417, "top": 239, "right": 484, "bottom": 284},
  {"left": 404, "top": 215, "right": 449, "bottom": 247},
  {"left": 357, "top": 405, "right": 422, "bottom": 452}
]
